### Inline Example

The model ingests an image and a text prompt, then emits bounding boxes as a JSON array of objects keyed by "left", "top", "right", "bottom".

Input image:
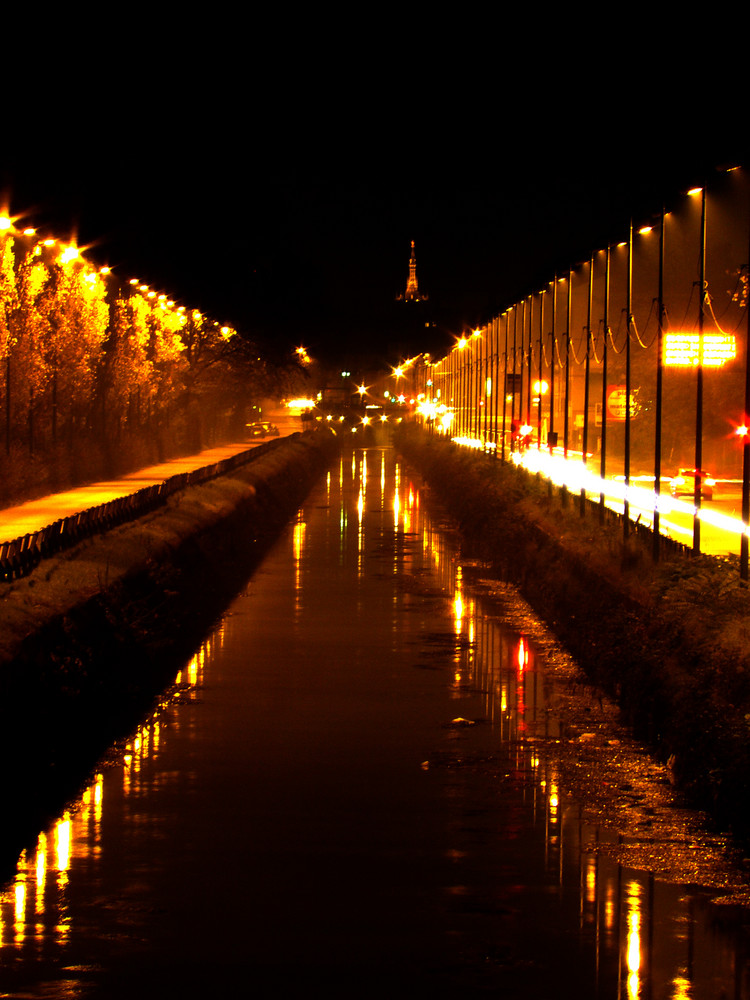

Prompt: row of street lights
[
  {"left": 408, "top": 167, "right": 750, "bottom": 578},
  {"left": 0, "top": 210, "right": 240, "bottom": 459}
]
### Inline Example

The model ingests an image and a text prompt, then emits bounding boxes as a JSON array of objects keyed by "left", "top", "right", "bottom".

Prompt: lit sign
[
  {"left": 664, "top": 333, "right": 737, "bottom": 367},
  {"left": 607, "top": 386, "right": 636, "bottom": 420}
]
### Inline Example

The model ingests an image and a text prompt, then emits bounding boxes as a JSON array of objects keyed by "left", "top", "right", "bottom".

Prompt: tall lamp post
[
  {"left": 549, "top": 278, "right": 558, "bottom": 455},
  {"left": 473, "top": 329, "right": 482, "bottom": 442},
  {"left": 562, "top": 272, "right": 571, "bottom": 508},
  {"left": 599, "top": 246, "right": 611, "bottom": 524},
  {"left": 457, "top": 337, "right": 467, "bottom": 436},
  {"left": 624, "top": 221, "right": 634, "bottom": 537},
  {"left": 492, "top": 316, "right": 500, "bottom": 454},
  {"left": 537, "top": 289, "right": 545, "bottom": 450},
  {"left": 693, "top": 185, "right": 707, "bottom": 556},
  {"left": 742, "top": 343, "right": 750, "bottom": 582},
  {"left": 581, "top": 256, "right": 594, "bottom": 517},
  {"left": 653, "top": 206, "right": 666, "bottom": 561},
  {"left": 501, "top": 310, "right": 510, "bottom": 461}
]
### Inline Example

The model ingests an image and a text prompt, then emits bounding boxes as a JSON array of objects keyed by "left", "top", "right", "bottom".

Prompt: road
[
  {"left": 0, "top": 409, "right": 303, "bottom": 543},
  {"left": 603, "top": 478, "right": 745, "bottom": 558},
  {"left": 514, "top": 446, "right": 748, "bottom": 559}
]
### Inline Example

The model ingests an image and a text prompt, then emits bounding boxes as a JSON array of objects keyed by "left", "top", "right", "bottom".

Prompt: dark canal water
[{"left": 1, "top": 446, "right": 749, "bottom": 998}]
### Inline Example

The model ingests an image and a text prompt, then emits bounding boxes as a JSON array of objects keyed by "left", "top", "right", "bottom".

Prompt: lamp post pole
[
  {"left": 599, "top": 246, "right": 610, "bottom": 524},
  {"left": 564, "top": 272, "right": 571, "bottom": 460},
  {"left": 624, "top": 221, "right": 633, "bottom": 537},
  {"left": 581, "top": 256, "right": 593, "bottom": 517},
  {"left": 693, "top": 186, "right": 707, "bottom": 556},
  {"left": 550, "top": 278, "right": 557, "bottom": 452},
  {"left": 501, "top": 311, "right": 509, "bottom": 462},
  {"left": 519, "top": 298, "right": 526, "bottom": 435},
  {"left": 526, "top": 296, "right": 533, "bottom": 429},
  {"left": 511, "top": 306, "right": 518, "bottom": 449},
  {"left": 538, "top": 289, "right": 545, "bottom": 450},
  {"left": 653, "top": 206, "right": 666, "bottom": 561},
  {"left": 742, "top": 308, "right": 750, "bottom": 580},
  {"left": 493, "top": 316, "right": 500, "bottom": 454}
]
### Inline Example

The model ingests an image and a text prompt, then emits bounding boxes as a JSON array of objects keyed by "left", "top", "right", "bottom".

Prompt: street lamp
[
  {"left": 692, "top": 184, "right": 707, "bottom": 556},
  {"left": 455, "top": 337, "right": 468, "bottom": 436},
  {"left": 472, "top": 328, "right": 482, "bottom": 442}
]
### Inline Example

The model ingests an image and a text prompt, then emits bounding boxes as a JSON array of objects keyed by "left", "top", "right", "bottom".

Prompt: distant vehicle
[
  {"left": 246, "top": 421, "right": 280, "bottom": 439},
  {"left": 669, "top": 468, "right": 715, "bottom": 500}
]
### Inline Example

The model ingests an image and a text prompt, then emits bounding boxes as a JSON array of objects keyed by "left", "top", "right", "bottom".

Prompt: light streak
[{"left": 452, "top": 439, "right": 750, "bottom": 544}]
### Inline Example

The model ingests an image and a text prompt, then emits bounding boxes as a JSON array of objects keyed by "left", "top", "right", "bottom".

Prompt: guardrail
[{"left": 0, "top": 437, "right": 288, "bottom": 583}]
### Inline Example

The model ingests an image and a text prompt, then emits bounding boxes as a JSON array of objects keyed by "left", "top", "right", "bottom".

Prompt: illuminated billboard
[
  {"left": 664, "top": 333, "right": 737, "bottom": 367},
  {"left": 606, "top": 385, "right": 637, "bottom": 420}
]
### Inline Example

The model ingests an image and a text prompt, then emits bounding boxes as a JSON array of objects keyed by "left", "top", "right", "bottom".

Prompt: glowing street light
[{"left": 59, "top": 244, "right": 79, "bottom": 265}]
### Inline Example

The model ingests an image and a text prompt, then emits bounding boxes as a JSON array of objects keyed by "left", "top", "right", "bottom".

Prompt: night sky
[{"left": 1, "top": 35, "right": 745, "bottom": 373}]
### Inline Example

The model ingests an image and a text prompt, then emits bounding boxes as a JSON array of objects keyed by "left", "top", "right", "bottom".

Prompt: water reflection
[
  {"left": 625, "top": 879, "right": 643, "bottom": 999},
  {"left": 0, "top": 447, "right": 747, "bottom": 996},
  {"left": 293, "top": 510, "right": 306, "bottom": 617},
  {"left": 0, "top": 780, "right": 98, "bottom": 959},
  {"left": 0, "top": 638, "right": 210, "bottom": 967}
]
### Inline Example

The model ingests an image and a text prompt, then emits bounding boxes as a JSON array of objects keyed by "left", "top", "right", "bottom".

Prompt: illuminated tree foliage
[
  {"left": 0, "top": 224, "right": 279, "bottom": 502},
  {"left": 0, "top": 235, "right": 16, "bottom": 363}
]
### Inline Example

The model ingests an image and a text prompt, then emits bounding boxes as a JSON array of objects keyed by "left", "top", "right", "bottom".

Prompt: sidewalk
[{"left": 0, "top": 441, "right": 256, "bottom": 543}]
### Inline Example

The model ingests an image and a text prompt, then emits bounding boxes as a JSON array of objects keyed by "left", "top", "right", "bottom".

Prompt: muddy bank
[
  {"left": 395, "top": 426, "right": 750, "bottom": 840},
  {"left": 0, "top": 431, "right": 337, "bottom": 864}
]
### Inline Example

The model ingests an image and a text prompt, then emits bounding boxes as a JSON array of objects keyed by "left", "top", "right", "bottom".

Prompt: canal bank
[
  {"left": 395, "top": 425, "right": 750, "bottom": 840},
  {"left": 0, "top": 431, "right": 336, "bottom": 861}
]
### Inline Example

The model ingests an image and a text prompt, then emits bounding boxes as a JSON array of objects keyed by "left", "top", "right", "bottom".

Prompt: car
[
  {"left": 669, "top": 468, "right": 715, "bottom": 501},
  {"left": 246, "top": 421, "right": 280, "bottom": 439}
]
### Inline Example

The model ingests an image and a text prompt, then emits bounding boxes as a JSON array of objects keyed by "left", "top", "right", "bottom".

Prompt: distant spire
[
  {"left": 405, "top": 240, "right": 419, "bottom": 299},
  {"left": 396, "top": 240, "right": 428, "bottom": 302}
]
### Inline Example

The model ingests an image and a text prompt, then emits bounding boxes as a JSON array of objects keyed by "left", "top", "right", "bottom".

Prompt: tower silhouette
[{"left": 396, "top": 240, "right": 428, "bottom": 302}]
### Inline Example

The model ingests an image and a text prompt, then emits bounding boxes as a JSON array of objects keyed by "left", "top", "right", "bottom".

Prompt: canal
[{"left": 1, "top": 446, "right": 749, "bottom": 997}]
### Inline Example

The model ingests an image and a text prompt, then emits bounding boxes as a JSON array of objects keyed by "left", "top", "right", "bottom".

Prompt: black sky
[{"left": 2, "top": 27, "right": 746, "bottom": 371}]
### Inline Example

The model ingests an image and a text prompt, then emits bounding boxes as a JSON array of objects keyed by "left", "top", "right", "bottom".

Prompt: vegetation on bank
[{"left": 395, "top": 424, "right": 750, "bottom": 838}]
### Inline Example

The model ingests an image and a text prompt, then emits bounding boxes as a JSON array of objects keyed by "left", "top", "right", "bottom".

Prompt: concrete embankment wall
[
  {"left": 0, "top": 431, "right": 337, "bottom": 852},
  {"left": 395, "top": 427, "right": 750, "bottom": 839}
]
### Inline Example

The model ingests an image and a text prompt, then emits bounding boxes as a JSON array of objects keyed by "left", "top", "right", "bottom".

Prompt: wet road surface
[{"left": 0, "top": 446, "right": 749, "bottom": 997}]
